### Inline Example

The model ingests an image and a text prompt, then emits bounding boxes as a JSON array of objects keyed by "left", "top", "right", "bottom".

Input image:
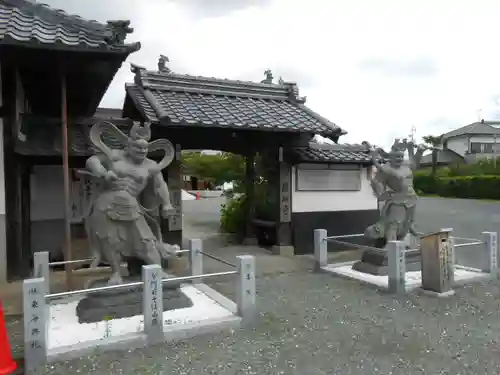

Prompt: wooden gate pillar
[
  {"left": 161, "top": 144, "right": 182, "bottom": 247},
  {"left": 243, "top": 152, "right": 257, "bottom": 245},
  {"left": 272, "top": 147, "right": 294, "bottom": 256}
]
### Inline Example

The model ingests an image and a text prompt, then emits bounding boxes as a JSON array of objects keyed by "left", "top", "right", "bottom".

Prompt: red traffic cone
[
  {"left": 0, "top": 300, "right": 16, "bottom": 375},
  {"left": 196, "top": 192, "right": 200, "bottom": 200}
]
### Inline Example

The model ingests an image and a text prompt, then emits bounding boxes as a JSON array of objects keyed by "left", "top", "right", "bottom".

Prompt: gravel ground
[{"left": 17, "top": 271, "right": 500, "bottom": 375}]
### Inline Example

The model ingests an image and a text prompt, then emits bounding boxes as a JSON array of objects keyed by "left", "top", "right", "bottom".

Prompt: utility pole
[{"left": 409, "top": 125, "right": 416, "bottom": 143}]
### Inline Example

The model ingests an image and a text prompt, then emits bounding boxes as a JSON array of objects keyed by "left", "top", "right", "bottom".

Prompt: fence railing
[
  {"left": 314, "top": 228, "right": 499, "bottom": 294},
  {"left": 33, "top": 248, "right": 192, "bottom": 294},
  {"left": 24, "top": 239, "right": 256, "bottom": 371}
]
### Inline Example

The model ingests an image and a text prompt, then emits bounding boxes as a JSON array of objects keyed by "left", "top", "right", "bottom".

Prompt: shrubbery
[
  {"left": 220, "top": 182, "right": 276, "bottom": 237},
  {"left": 220, "top": 193, "right": 248, "bottom": 237},
  {"left": 414, "top": 158, "right": 500, "bottom": 199}
]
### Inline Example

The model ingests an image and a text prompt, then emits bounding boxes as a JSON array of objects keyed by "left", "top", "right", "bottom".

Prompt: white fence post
[
  {"left": 440, "top": 228, "right": 455, "bottom": 269},
  {"left": 483, "top": 231, "right": 498, "bottom": 277},
  {"left": 33, "top": 251, "right": 50, "bottom": 294},
  {"left": 387, "top": 241, "right": 406, "bottom": 293},
  {"left": 189, "top": 238, "right": 202, "bottom": 284},
  {"left": 314, "top": 229, "right": 327, "bottom": 270},
  {"left": 235, "top": 255, "right": 256, "bottom": 324},
  {"left": 23, "top": 277, "right": 47, "bottom": 372},
  {"left": 142, "top": 264, "right": 164, "bottom": 344}
]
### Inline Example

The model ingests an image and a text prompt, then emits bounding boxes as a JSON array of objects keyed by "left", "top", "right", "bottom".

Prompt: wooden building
[
  {"left": 0, "top": 1, "right": 381, "bottom": 281},
  {"left": 121, "top": 64, "right": 378, "bottom": 255},
  {"left": 0, "top": 0, "right": 140, "bottom": 280}
]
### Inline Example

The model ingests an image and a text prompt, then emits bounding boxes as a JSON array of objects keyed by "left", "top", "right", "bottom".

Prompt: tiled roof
[
  {"left": 0, "top": 0, "right": 140, "bottom": 52},
  {"left": 15, "top": 114, "right": 134, "bottom": 156},
  {"left": 291, "top": 144, "right": 373, "bottom": 165},
  {"left": 442, "top": 121, "right": 500, "bottom": 139},
  {"left": 124, "top": 66, "right": 345, "bottom": 136},
  {"left": 420, "top": 149, "right": 464, "bottom": 165}
]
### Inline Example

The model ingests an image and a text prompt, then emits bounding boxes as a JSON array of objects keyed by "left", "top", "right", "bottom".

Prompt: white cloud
[{"left": 46, "top": 0, "right": 500, "bottom": 149}]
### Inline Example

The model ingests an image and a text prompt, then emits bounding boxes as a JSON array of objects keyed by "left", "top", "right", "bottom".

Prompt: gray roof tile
[
  {"left": 291, "top": 144, "right": 373, "bottom": 164},
  {"left": 124, "top": 69, "right": 344, "bottom": 136},
  {"left": 0, "top": 0, "right": 140, "bottom": 52},
  {"left": 16, "top": 114, "right": 133, "bottom": 156},
  {"left": 442, "top": 121, "right": 500, "bottom": 139}
]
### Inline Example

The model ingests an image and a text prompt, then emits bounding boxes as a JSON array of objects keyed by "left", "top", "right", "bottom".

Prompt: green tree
[
  {"left": 181, "top": 151, "right": 246, "bottom": 187},
  {"left": 422, "top": 134, "right": 443, "bottom": 176}
]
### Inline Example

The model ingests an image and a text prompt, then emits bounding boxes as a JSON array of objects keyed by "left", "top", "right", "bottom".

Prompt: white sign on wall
[{"left": 295, "top": 164, "right": 361, "bottom": 191}]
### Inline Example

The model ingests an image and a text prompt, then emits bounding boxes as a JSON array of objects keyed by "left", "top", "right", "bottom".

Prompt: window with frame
[
  {"left": 295, "top": 163, "right": 362, "bottom": 191},
  {"left": 470, "top": 142, "right": 481, "bottom": 154}
]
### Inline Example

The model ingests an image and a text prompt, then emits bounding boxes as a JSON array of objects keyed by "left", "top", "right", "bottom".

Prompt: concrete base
[
  {"left": 168, "top": 256, "right": 189, "bottom": 273},
  {"left": 76, "top": 277, "right": 192, "bottom": 324},
  {"left": 271, "top": 245, "right": 295, "bottom": 257},
  {"left": 352, "top": 248, "right": 421, "bottom": 276},
  {"left": 47, "top": 283, "right": 242, "bottom": 363},
  {"left": 419, "top": 288, "right": 455, "bottom": 298},
  {"left": 322, "top": 262, "right": 490, "bottom": 292}
]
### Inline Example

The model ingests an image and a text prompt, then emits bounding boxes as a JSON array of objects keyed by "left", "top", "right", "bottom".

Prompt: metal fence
[
  {"left": 24, "top": 239, "right": 256, "bottom": 371},
  {"left": 313, "top": 228, "right": 499, "bottom": 294}
]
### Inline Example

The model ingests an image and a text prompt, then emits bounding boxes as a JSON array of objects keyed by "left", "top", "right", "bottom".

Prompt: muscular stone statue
[
  {"left": 363, "top": 138, "right": 428, "bottom": 245},
  {"left": 352, "top": 138, "right": 436, "bottom": 275},
  {"left": 82, "top": 121, "right": 180, "bottom": 285}
]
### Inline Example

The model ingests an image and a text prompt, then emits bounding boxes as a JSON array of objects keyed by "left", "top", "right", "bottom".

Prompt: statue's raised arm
[
  {"left": 362, "top": 141, "right": 386, "bottom": 171},
  {"left": 406, "top": 140, "right": 441, "bottom": 171}
]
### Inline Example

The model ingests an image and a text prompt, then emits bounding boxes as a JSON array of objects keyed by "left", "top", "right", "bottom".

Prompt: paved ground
[
  {"left": 183, "top": 196, "right": 500, "bottom": 270},
  {"left": 416, "top": 197, "right": 500, "bottom": 270},
  {"left": 37, "top": 274, "right": 500, "bottom": 375},
  {"left": 4, "top": 196, "right": 500, "bottom": 374}
]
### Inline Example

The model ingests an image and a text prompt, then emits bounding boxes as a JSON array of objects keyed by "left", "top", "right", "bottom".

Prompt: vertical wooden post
[
  {"left": 243, "top": 152, "right": 256, "bottom": 244},
  {"left": 420, "top": 230, "right": 454, "bottom": 296},
  {"left": 60, "top": 70, "right": 73, "bottom": 290},
  {"left": 163, "top": 144, "right": 182, "bottom": 248},
  {"left": 273, "top": 147, "right": 294, "bottom": 256}
]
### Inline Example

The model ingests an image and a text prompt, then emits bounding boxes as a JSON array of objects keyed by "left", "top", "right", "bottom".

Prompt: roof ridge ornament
[
  {"left": 130, "top": 63, "right": 146, "bottom": 86},
  {"left": 158, "top": 55, "right": 172, "bottom": 74},
  {"left": 288, "top": 82, "right": 307, "bottom": 104},
  {"left": 105, "top": 20, "right": 134, "bottom": 44},
  {"left": 261, "top": 69, "right": 274, "bottom": 84}
]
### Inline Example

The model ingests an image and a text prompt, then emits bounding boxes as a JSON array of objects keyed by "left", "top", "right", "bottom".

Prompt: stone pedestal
[
  {"left": 352, "top": 235, "right": 421, "bottom": 276},
  {"left": 76, "top": 276, "right": 193, "bottom": 324}
]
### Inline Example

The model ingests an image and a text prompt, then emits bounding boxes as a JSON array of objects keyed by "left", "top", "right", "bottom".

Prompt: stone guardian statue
[
  {"left": 83, "top": 121, "right": 180, "bottom": 285},
  {"left": 352, "top": 138, "right": 430, "bottom": 275}
]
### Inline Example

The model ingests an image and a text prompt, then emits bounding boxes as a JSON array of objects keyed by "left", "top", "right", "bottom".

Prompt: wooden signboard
[
  {"left": 279, "top": 163, "right": 291, "bottom": 223},
  {"left": 420, "top": 230, "right": 454, "bottom": 293}
]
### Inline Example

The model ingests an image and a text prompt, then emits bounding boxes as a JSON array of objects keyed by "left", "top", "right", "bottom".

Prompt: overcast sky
[{"left": 45, "top": 0, "right": 500, "bottom": 147}]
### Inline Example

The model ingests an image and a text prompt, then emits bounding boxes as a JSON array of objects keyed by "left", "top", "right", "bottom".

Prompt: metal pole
[{"left": 61, "top": 70, "right": 74, "bottom": 290}]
